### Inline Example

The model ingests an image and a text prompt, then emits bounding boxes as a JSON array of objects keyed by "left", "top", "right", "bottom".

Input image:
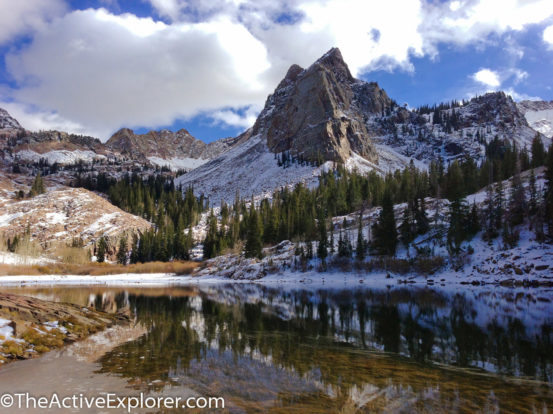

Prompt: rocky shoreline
[{"left": 0, "top": 293, "right": 130, "bottom": 364}]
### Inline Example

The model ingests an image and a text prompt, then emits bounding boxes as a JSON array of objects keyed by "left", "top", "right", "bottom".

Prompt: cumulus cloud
[
  {"left": 2, "top": 0, "right": 553, "bottom": 139},
  {"left": 544, "top": 25, "right": 553, "bottom": 47},
  {"left": 422, "top": 0, "right": 553, "bottom": 50},
  {"left": 472, "top": 68, "right": 501, "bottom": 88},
  {"left": 0, "top": 100, "right": 101, "bottom": 136},
  {"left": 5, "top": 8, "right": 270, "bottom": 140},
  {"left": 210, "top": 105, "right": 261, "bottom": 129},
  {"left": 0, "top": 0, "right": 66, "bottom": 44}
]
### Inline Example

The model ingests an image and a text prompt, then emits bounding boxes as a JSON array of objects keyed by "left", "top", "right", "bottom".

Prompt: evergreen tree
[
  {"left": 355, "top": 214, "right": 366, "bottom": 260},
  {"left": 447, "top": 198, "right": 469, "bottom": 254},
  {"left": 493, "top": 180, "right": 505, "bottom": 233},
  {"left": 528, "top": 169, "right": 538, "bottom": 218},
  {"left": 467, "top": 202, "right": 481, "bottom": 237},
  {"left": 245, "top": 207, "right": 263, "bottom": 259},
  {"left": 29, "top": 173, "right": 46, "bottom": 197},
  {"left": 203, "top": 210, "right": 220, "bottom": 259},
  {"left": 531, "top": 134, "right": 546, "bottom": 167},
  {"left": 372, "top": 189, "right": 397, "bottom": 256},
  {"left": 399, "top": 202, "right": 416, "bottom": 246},
  {"left": 97, "top": 237, "right": 107, "bottom": 263},
  {"left": 116, "top": 237, "right": 128, "bottom": 265},
  {"left": 545, "top": 145, "right": 553, "bottom": 237},
  {"left": 316, "top": 212, "right": 328, "bottom": 262},
  {"left": 508, "top": 170, "right": 526, "bottom": 227}
]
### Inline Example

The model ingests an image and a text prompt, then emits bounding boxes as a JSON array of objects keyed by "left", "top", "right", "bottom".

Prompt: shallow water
[{"left": 1, "top": 283, "right": 553, "bottom": 413}]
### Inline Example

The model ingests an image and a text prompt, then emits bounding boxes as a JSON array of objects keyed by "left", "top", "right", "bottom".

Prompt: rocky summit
[
  {"left": 106, "top": 127, "right": 238, "bottom": 167},
  {"left": 253, "top": 47, "right": 392, "bottom": 164}
]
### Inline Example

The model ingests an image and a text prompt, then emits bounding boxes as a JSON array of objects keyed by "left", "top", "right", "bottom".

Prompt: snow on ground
[
  {"left": 346, "top": 146, "right": 427, "bottom": 175},
  {"left": 84, "top": 212, "right": 120, "bottom": 235},
  {"left": 0, "top": 318, "right": 18, "bottom": 351},
  {"left": 15, "top": 149, "right": 105, "bottom": 164},
  {"left": 0, "top": 273, "right": 205, "bottom": 286},
  {"left": 0, "top": 251, "right": 55, "bottom": 265},
  {"left": 0, "top": 186, "right": 151, "bottom": 249},
  {"left": 522, "top": 108, "right": 553, "bottom": 138},
  {"left": 176, "top": 134, "right": 334, "bottom": 205},
  {"left": 147, "top": 156, "right": 208, "bottom": 172}
]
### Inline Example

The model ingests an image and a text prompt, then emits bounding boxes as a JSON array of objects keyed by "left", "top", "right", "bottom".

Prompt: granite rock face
[{"left": 252, "top": 48, "right": 392, "bottom": 163}]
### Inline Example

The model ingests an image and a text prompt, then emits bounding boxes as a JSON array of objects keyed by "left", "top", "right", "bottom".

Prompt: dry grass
[
  {"left": 54, "top": 246, "right": 91, "bottom": 265},
  {"left": 0, "top": 261, "right": 199, "bottom": 276}
]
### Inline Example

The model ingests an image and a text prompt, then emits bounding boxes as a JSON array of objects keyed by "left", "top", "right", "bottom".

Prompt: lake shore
[
  {"left": 0, "top": 292, "right": 130, "bottom": 365},
  {"left": 0, "top": 265, "right": 552, "bottom": 288}
]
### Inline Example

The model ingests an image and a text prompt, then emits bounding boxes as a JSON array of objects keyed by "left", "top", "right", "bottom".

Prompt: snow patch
[
  {"left": 15, "top": 149, "right": 106, "bottom": 165},
  {"left": 147, "top": 156, "right": 208, "bottom": 172}
]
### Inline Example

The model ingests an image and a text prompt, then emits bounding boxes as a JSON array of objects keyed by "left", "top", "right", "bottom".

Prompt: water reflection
[{"left": 6, "top": 284, "right": 553, "bottom": 413}]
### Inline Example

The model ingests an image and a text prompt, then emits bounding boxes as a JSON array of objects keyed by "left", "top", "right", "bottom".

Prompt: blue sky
[{"left": 1, "top": 0, "right": 553, "bottom": 142}]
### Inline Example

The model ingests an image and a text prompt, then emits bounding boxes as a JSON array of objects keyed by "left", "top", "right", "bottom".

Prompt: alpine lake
[{"left": 0, "top": 282, "right": 552, "bottom": 413}]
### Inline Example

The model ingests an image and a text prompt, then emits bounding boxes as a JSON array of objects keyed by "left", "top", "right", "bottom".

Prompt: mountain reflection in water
[{"left": 7, "top": 284, "right": 553, "bottom": 413}]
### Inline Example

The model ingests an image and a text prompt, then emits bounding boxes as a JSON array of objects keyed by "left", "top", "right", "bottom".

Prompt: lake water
[{"left": 1, "top": 283, "right": 553, "bottom": 413}]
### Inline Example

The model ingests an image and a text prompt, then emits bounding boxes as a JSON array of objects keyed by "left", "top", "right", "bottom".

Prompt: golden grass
[{"left": 0, "top": 261, "right": 199, "bottom": 276}]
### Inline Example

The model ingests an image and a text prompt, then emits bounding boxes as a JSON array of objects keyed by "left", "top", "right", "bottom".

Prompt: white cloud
[
  {"left": 544, "top": 25, "right": 553, "bottom": 47},
  {"left": 5, "top": 9, "right": 270, "bottom": 140},
  {"left": 511, "top": 68, "right": 528, "bottom": 84},
  {"left": 0, "top": 0, "right": 66, "bottom": 44},
  {"left": 0, "top": 101, "right": 104, "bottom": 137},
  {"left": 422, "top": 0, "right": 553, "bottom": 50},
  {"left": 210, "top": 105, "right": 261, "bottom": 129},
  {"left": 504, "top": 88, "right": 541, "bottom": 102},
  {"left": 3, "top": 0, "right": 553, "bottom": 139},
  {"left": 472, "top": 68, "right": 501, "bottom": 88}
]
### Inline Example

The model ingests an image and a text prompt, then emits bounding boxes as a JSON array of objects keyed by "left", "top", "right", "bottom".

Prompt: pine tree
[
  {"left": 467, "top": 202, "right": 481, "bottom": 237},
  {"left": 337, "top": 229, "right": 350, "bottom": 258},
  {"left": 203, "top": 210, "right": 220, "bottom": 259},
  {"left": 245, "top": 208, "right": 263, "bottom": 259},
  {"left": 493, "top": 180, "right": 505, "bottom": 233},
  {"left": 399, "top": 202, "right": 415, "bottom": 246},
  {"left": 447, "top": 198, "right": 469, "bottom": 254},
  {"left": 29, "top": 173, "right": 46, "bottom": 197},
  {"left": 545, "top": 145, "right": 553, "bottom": 237},
  {"left": 97, "top": 236, "right": 107, "bottom": 263},
  {"left": 372, "top": 189, "right": 397, "bottom": 256},
  {"left": 531, "top": 134, "right": 546, "bottom": 167},
  {"left": 508, "top": 170, "right": 526, "bottom": 227},
  {"left": 316, "top": 212, "right": 328, "bottom": 263},
  {"left": 116, "top": 237, "right": 128, "bottom": 265},
  {"left": 528, "top": 169, "right": 538, "bottom": 218},
  {"left": 355, "top": 214, "right": 366, "bottom": 260}
]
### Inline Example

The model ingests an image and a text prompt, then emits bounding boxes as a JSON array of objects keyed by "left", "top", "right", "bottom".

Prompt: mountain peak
[
  {"left": 0, "top": 107, "right": 23, "bottom": 132},
  {"left": 251, "top": 48, "right": 388, "bottom": 163},
  {"left": 313, "top": 47, "right": 353, "bottom": 83}
]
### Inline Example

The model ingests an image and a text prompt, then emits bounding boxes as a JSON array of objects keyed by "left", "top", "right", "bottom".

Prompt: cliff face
[
  {"left": 252, "top": 48, "right": 392, "bottom": 163},
  {"left": 106, "top": 127, "right": 239, "bottom": 168}
]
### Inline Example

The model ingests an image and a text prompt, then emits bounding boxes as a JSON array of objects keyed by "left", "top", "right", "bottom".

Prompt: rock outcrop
[
  {"left": 106, "top": 127, "right": 238, "bottom": 168},
  {"left": 252, "top": 48, "right": 392, "bottom": 163}
]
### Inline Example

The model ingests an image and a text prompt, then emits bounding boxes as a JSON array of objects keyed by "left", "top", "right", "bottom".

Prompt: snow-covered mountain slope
[
  {"left": 176, "top": 133, "right": 334, "bottom": 204},
  {"left": 147, "top": 156, "right": 208, "bottom": 172},
  {"left": 0, "top": 108, "right": 22, "bottom": 133},
  {"left": 518, "top": 100, "right": 553, "bottom": 138},
  {"left": 14, "top": 149, "right": 106, "bottom": 164},
  {"left": 371, "top": 92, "right": 545, "bottom": 165},
  {"left": 0, "top": 173, "right": 151, "bottom": 250}
]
